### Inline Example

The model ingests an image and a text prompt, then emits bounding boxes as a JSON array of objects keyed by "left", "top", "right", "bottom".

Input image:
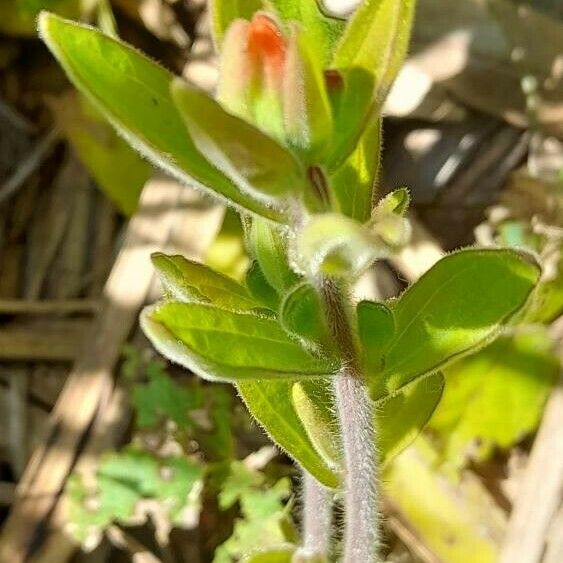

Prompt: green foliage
[
  {"left": 152, "top": 253, "right": 258, "bottom": 311},
  {"left": 215, "top": 462, "right": 292, "bottom": 563},
  {"left": 357, "top": 300, "right": 395, "bottom": 373},
  {"left": 237, "top": 380, "right": 340, "bottom": 488},
  {"left": 333, "top": 0, "right": 416, "bottom": 103},
  {"left": 209, "top": 0, "right": 263, "bottom": 44},
  {"left": 371, "top": 248, "right": 541, "bottom": 400},
  {"left": 246, "top": 261, "right": 280, "bottom": 310},
  {"left": 67, "top": 447, "right": 203, "bottom": 546},
  {"left": 39, "top": 13, "right": 286, "bottom": 222},
  {"left": 171, "top": 80, "right": 306, "bottom": 202},
  {"left": 142, "top": 302, "right": 338, "bottom": 383},
  {"left": 0, "top": 0, "right": 80, "bottom": 36},
  {"left": 429, "top": 329, "right": 558, "bottom": 470}
]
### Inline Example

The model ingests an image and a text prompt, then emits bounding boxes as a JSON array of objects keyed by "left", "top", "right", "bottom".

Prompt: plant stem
[
  {"left": 318, "top": 278, "right": 381, "bottom": 563},
  {"left": 301, "top": 471, "right": 332, "bottom": 559}
]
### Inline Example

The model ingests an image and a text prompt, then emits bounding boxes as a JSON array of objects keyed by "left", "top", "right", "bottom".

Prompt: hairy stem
[
  {"left": 319, "top": 278, "right": 381, "bottom": 563},
  {"left": 301, "top": 471, "right": 332, "bottom": 559}
]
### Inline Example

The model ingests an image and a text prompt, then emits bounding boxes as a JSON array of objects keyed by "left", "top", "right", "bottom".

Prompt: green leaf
[
  {"left": 266, "top": 0, "right": 346, "bottom": 66},
  {"left": 142, "top": 302, "right": 338, "bottom": 382},
  {"left": 243, "top": 546, "right": 296, "bottom": 563},
  {"left": 209, "top": 0, "right": 262, "bottom": 45},
  {"left": 332, "top": 0, "right": 416, "bottom": 103},
  {"left": 296, "top": 213, "right": 382, "bottom": 277},
  {"left": 325, "top": 67, "right": 375, "bottom": 170},
  {"left": 374, "top": 187, "right": 410, "bottom": 216},
  {"left": 237, "top": 380, "right": 340, "bottom": 488},
  {"left": 39, "top": 12, "right": 286, "bottom": 222},
  {"left": 282, "top": 27, "right": 333, "bottom": 160},
  {"left": 171, "top": 80, "right": 306, "bottom": 203},
  {"left": 375, "top": 248, "right": 541, "bottom": 400},
  {"left": 429, "top": 330, "right": 558, "bottom": 471},
  {"left": 246, "top": 261, "right": 280, "bottom": 311},
  {"left": 292, "top": 380, "right": 341, "bottom": 469},
  {"left": 357, "top": 300, "right": 395, "bottom": 374},
  {"left": 50, "top": 91, "right": 151, "bottom": 215},
  {"left": 132, "top": 360, "right": 203, "bottom": 428},
  {"left": 0, "top": 0, "right": 80, "bottom": 36},
  {"left": 215, "top": 465, "right": 293, "bottom": 563},
  {"left": 152, "top": 253, "right": 258, "bottom": 311},
  {"left": 378, "top": 372, "right": 445, "bottom": 463},
  {"left": 249, "top": 219, "right": 300, "bottom": 293},
  {"left": 330, "top": 117, "right": 381, "bottom": 221},
  {"left": 67, "top": 448, "right": 203, "bottom": 547},
  {"left": 280, "top": 282, "right": 330, "bottom": 348}
]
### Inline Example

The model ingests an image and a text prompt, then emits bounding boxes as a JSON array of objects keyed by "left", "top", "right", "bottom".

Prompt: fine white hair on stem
[{"left": 301, "top": 471, "right": 333, "bottom": 558}]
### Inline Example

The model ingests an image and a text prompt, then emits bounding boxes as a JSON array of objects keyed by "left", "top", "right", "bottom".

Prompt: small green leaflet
[{"left": 209, "top": 0, "right": 262, "bottom": 45}]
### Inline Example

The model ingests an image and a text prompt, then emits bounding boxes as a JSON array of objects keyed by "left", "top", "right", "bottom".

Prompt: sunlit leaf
[
  {"left": 142, "top": 302, "right": 338, "bottom": 382},
  {"left": 267, "top": 0, "right": 346, "bottom": 66},
  {"left": 243, "top": 546, "right": 296, "bottom": 563},
  {"left": 171, "top": 80, "right": 305, "bottom": 203},
  {"left": 333, "top": 0, "right": 416, "bottom": 103},
  {"left": 429, "top": 330, "right": 558, "bottom": 470},
  {"left": 373, "top": 249, "right": 541, "bottom": 400},
  {"left": 39, "top": 12, "right": 286, "bottom": 221},
  {"left": 152, "top": 253, "right": 258, "bottom": 311}
]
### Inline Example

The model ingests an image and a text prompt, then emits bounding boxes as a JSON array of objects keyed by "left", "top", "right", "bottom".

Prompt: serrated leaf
[
  {"left": 266, "top": 0, "right": 346, "bottom": 66},
  {"left": 67, "top": 448, "right": 203, "bottom": 548},
  {"left": 152, "top": 253, "right": 258, "bottom": 311},
  {"left": 280, "top": 282, "right": 330, "bottom": 348},
  {"left": 330, "top": 117, "right": 381, "bottom": 221},
  {"left": 378, "top": 372, "right": 445, "bottom": 462},
  {"left": 296, "top": 213, "right": 382, "bottom": 277},
  {"left": 210, "top": 0, "right": 262, "bottom": 45},
  {"left": 249, "top": 219, "right": 300, "bottom": 293},
  {"left": 132, "top": 360, "right": 203, "bottom": 428},
  {"left": 39, "top": 12, "right": 286, "bottom": 222},
  {"left": 171, "top": 80, "right": 305, "bottom": 203},
  {"left": 50, "top": 91, "right": 151, "bottom": 216},
  {"left": 142, "top": 302, "right": 338, "bottom": 382},
  {"left": 237, "top": 380, "right": 340, "bottom": 488},
  {"left": 374, "top": 249, "right": 541, "bottom": 400},
  {"left": 357, "top": 300, "right": 395, "bottom": 374},
  {"left": 429, "top": 330, "right": 558, "bottom": 470},
  {"left": 246, "top": 261, "right": 280, "bottom": 310},
  {"left": 333, "top": 0, "right": 416, "bottom": 104}
]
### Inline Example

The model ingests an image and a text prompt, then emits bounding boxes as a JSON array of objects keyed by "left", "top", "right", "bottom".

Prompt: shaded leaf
[
  {"left": 330, "top": 117, "right": 381, "bottom": 221},
  {"left": 39, "top": 12, "right": 286, "bottom": 221},
  {"left": 357, "top": 300, "right": 395, "bottom": 374},
  {"left": 246, "top": 261, "right": 280, "bottom": 310},
  {"left": 210, "top": 0, "right": 262, "bottom": 44},
  {"left": 142, "top": 302, "right": 338, "bottom": 382},
  {"left": 374, "top": 249, "right": 541, "bottom": 400},
  {"left": 280, "top": 282, "right": 330, "bottom": 348}
]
